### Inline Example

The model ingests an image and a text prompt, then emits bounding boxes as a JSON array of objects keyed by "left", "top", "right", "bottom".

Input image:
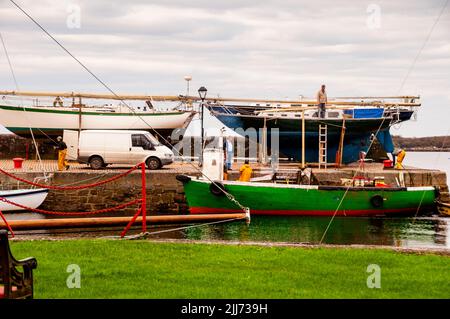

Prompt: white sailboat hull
[
  {"left": 0, "top": 104, "right": 193, "bottom": 135},
  {"left": 0, "top": 188, "right": 49, "bottom": 212}
]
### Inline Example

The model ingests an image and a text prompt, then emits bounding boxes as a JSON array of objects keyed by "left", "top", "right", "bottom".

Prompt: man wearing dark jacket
[{"left": 56, "top": 136, "right": 69, "bottom": 171}]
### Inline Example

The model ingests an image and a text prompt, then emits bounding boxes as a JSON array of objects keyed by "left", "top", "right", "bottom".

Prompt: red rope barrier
[
  {"left": 0, "top": 197, "right": 142, "bottom": 216},
  {"left": 0, "top": 164, "right": 141, "bottom": 191},
  {"left": 0, "top": 162, "right": 148, "bottom": 237}
]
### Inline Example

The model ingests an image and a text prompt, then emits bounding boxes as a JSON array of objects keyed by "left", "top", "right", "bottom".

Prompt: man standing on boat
[
  {"left": 316, "top": 84, "right": 327, "bottom": 118},
  {"left": 225, "top": 137, "right": 234, "bottom": 170},
  {"left": 56, "top": 136, "right": 70, "bottom": 171}
]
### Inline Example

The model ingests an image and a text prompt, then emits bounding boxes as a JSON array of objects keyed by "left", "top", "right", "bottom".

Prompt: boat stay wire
[
  {"left": 8, "top": 0, "right": 250, "bottom": 221},
  {"left": 0, "top": 32, "right": 48, "bottom": 179},
  {"left": 397, "top": 0, "right": 449, "bottom": 94}
]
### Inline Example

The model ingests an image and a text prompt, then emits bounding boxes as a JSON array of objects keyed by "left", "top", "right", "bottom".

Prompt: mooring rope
[
  {"left": 319, "top": 117, "right": 388, "bottom": 244},
  {"left": 411, "top": 130, "right": 450, "bottom": 224},
  {"left": 113, "top": 217, "right": 247, "bottom": 240}
]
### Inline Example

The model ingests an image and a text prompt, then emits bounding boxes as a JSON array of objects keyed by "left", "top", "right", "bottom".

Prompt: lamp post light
[
  {"left": 198, "top": 86, "right": 207, "bottom": 166},
  {"left": 184, "top": 75, "right": 192, "bottom": 110}
]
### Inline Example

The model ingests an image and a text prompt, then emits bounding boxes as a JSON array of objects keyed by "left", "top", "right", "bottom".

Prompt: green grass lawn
[{"left": 9, "top": 240, "right": 450, "bottom": 299}]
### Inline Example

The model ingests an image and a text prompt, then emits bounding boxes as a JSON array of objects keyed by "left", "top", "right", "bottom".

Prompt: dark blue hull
[{"left": 210, "top": 107, "right": 410, "bottom": 163}]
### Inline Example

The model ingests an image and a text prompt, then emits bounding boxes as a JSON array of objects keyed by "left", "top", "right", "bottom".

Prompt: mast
[{"left": 0, "top": 90, "right": 422, "bottom": 107}]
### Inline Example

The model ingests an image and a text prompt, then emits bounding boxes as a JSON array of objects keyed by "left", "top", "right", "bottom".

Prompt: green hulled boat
[{"left": 176, "top": 175, "right": 437, "bottom": 216}]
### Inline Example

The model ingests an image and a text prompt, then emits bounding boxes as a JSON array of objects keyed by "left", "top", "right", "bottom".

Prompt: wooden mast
[{"left": 0, "top": 90, "right": 422, "bottom": 107}]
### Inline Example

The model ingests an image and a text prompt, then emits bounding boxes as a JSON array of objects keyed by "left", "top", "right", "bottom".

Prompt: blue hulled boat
[{"left": 209, "top": 97, "right": 418, "bottom": 163}]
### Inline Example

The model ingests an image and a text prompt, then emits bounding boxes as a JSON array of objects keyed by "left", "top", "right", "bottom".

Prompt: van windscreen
[{"left": 144, "top": 133, "right": 160, "bottom": 146}]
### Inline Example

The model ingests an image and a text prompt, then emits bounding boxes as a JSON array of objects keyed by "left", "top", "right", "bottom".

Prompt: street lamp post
[
  {"left": 198, "top": 86, "right": 207, "bottom": 166},
  {"left": 184, "top": 76, "right": 192, "bottom": 110}
]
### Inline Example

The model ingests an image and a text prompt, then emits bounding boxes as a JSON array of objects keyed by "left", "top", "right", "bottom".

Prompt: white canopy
[{"left": 182, "top": 108, "right": 244, "bottom": 139}]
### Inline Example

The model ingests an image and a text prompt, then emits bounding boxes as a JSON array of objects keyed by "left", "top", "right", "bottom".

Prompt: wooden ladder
[{"left": 318, "top": 124, "right": 328, "bottom": 169}]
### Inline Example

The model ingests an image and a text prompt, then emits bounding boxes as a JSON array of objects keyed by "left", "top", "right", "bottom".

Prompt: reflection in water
[
  {"left": 4, "top": 213, "right": 450, "bottom": 249},
  {"left": 181, "top": 216, "right": 450, "bottom": 249}
]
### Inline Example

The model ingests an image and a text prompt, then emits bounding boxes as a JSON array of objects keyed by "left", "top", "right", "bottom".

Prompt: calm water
[
  {"left": 6, "top": 152, "right": 450, "bottom": 249},
  {"left": 406, "top": 151, "right": 450, "bottom": 184},
  {"left": 9, "top": 215, "right": 449, "bottom": 250}
]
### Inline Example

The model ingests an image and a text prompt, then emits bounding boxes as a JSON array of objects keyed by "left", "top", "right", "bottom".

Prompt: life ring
[
  {"left": 370, "top": 195, "right": 384, "bottom": 208},
  {"left": 209, "top": 181, "right": 227, "bottom": 196}
]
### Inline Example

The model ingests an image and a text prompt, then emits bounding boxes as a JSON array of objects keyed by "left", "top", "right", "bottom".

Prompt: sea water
[{"left": 5, "top": 152, "right": 450, "bottom": 249}]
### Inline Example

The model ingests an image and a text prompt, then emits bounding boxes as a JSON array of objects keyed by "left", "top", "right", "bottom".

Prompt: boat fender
[
  {"left": 176, "top": 175, "right": 191, "bottom": 184},
  {"left": 370, "top": 194, "right": 384, "bottom": 208},
  {"left": 209, "top": 181, "right": 227, "bottom": 197}
]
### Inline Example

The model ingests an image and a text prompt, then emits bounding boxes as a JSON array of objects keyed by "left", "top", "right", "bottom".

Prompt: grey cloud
[{"left": 0, "top": 0, "right": 449, "bottom": 136}]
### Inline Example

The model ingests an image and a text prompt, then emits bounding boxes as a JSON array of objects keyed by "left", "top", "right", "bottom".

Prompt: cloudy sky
[{"left": 1, "top": 0, "right": 449, "bottom": 137}]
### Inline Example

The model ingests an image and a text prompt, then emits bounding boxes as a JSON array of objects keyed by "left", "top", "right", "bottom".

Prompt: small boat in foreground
[
  {"left": 436, "top": 201, "right": 450, "bottom": 216},
  {"left": 0, "top": 189, "right": 49, "bottom": 212},
  {"left": 176, "top": 175, "right": 436, "bottom": 216}
]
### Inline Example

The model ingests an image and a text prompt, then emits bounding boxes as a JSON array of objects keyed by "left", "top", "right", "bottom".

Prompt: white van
[{"left": 63, "top": 130, "right": 174, "bottom": 170}]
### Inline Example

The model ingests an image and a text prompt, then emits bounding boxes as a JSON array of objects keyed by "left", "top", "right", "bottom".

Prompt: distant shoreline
[
  {"left": 406, "top": 149, "right": 450, "bottom": 152},
  {"left": 392, "top": 135, "right": 449, "bottom": 152}
]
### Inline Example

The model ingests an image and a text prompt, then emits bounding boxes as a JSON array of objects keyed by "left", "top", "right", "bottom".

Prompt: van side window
[{"left": 132, "top": 134, "right": 153, "bottom": 150}]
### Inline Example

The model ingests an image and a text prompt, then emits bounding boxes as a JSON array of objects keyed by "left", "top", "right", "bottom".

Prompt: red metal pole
[
  {"left": 0, "top": 210, "right": 15, "bottom": 238},
  {"left": 141, "top": 162, "right": 147, "bottom": 233},
  {"left": 120, "top": 206, "right": 142, "bottom": 238}
]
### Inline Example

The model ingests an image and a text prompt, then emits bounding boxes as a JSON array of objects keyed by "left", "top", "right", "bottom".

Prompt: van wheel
[
  {"left": 89, "top": 156, "right": 104, "bottom": 170},
  {"left": 146, "top": 157, "right": 161, "bottom": 170}
]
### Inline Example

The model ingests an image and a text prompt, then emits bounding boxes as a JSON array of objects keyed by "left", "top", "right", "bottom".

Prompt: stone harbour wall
[
  {"left": 0, "top": 171, "right": 200, "bottom": 216},
  {"left": 0, "top": 168, "right": 448, "bottom": 216}
]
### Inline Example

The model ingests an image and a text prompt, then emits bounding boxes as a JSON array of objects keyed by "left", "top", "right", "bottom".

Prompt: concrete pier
[{"left": 0, "top": 159, "right": 448, "bottom": 215}]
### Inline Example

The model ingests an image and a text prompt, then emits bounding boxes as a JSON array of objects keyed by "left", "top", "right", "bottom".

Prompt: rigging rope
[
  {"left": 0, "top": 32, "right": 48, "bottom": 179},
  {"left": 397, "top": 0, "right": 449, "bottom": 94},
  {"left": 9, "top": 0, "right": 249, "bottom": 216}
]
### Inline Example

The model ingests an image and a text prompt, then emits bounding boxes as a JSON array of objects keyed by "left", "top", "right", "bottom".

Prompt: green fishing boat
[{"left": 176, "top": 175, "right": 437, "bottom": 216}]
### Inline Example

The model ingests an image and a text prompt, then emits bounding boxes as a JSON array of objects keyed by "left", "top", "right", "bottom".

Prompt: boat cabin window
[{"left": 132, "top": 134, "right": 156, "bottom": 150}]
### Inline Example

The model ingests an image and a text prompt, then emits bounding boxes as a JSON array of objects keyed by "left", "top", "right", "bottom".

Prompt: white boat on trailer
[
  {"left": 0, "top": 188, "right": 49, "bottom": 212},
  {"left": 0, "top": 91, "right": 195, "bottom": 137}
]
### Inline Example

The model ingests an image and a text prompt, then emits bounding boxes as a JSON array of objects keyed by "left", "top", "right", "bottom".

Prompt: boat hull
[
  {"left": 211, "top": 111, "right": 396, "bottom": 163},
  {"left": 0, "top": 188, "right": 49, "bottom": 212},
  {"left": 0, "top": 104, "right": 194, "bottom": 138},
  {"left": 179, "top": 177, "right": 436, "bottom": 216}
]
